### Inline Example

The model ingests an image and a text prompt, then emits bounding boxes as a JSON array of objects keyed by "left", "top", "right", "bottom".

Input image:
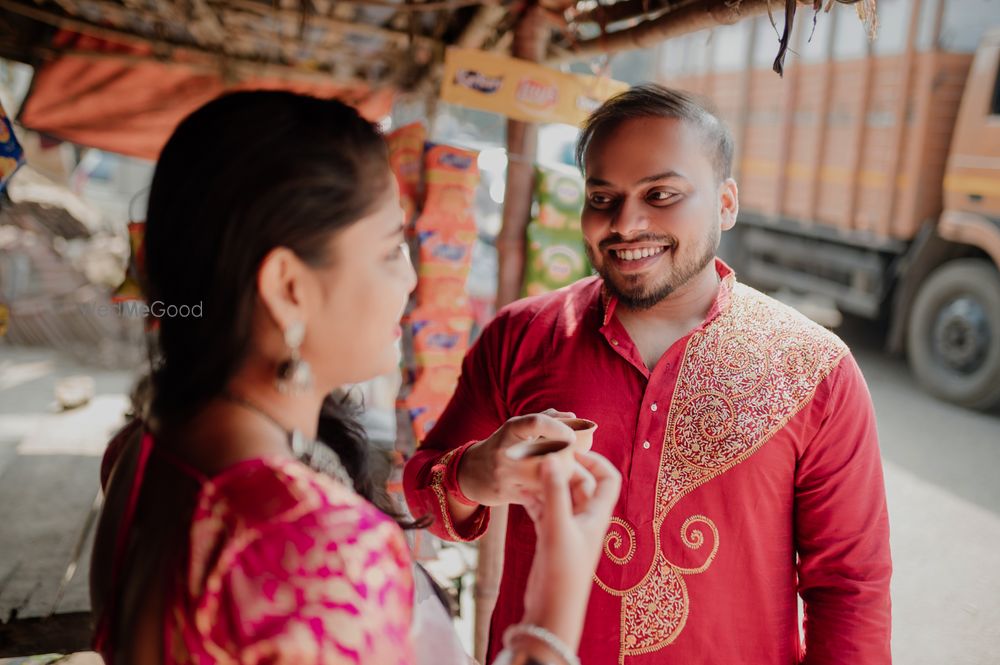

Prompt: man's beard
[{"left": 587, "top": 229, "right": 719, "bottom": 311}]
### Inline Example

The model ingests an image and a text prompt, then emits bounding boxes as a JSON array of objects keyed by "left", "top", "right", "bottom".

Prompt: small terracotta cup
[
  {"left": 555, "top": 417, "right": 598, "bottom": 451},
  {"left": 505, "top": 437, "right": 575, "bottom": 477}
]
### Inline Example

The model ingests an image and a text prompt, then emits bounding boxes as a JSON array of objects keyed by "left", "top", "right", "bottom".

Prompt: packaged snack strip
[
  {"left": 521, "top": 223, "right": 591, "bottom": 297},
  {"left": 416, "top": 226, "right": 478, "bottom": 280},
  {"left": 410, "top": 307, "right": 473, "bottom": 359},
  {"left": 416, "top": 276, "right": 471, "bottom": 311},
  {"left": 420, "top": 185, "right": 478, "bottom": 228},
  {"left": 406, "top": 365, "right": 462, "bottom": 442},
  {"left": 0, "top": 98, "right": 24, "bottom": 193},
  {"left": 534, "top": 164, "right": 585, "bottom": 231},
  {"left": 422, "top": 144, "right": 479, "bottom": 224},
  {"left": 387, "top": 123, "right": 427, "bottom": 223}
]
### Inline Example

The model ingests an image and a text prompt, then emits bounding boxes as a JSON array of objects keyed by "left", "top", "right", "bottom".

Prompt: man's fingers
[
  {"left": 503, "top": 413, "right": 576, "bottom": 446},
  {"left": 541, "top": 408, "right": 577, "bottom": 419}
]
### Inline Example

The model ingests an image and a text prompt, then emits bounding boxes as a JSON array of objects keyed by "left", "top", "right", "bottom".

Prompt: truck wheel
[{"left": 907, "top": 259, "right": 1000, "bottom": 411}]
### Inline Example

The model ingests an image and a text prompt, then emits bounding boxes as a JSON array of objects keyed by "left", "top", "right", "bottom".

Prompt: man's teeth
[{"left": 613, "top": 246, "right": 667, "bottom": 261}]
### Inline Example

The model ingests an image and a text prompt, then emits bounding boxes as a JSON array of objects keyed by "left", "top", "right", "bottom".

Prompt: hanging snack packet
[
  {"left": 387, "top": 123, "right": 427, "bottom": 224},
  {"left": 416, "top": 225, "right": 478, "bottom": 281},
  {"left": 410, "top": 306, "right": 473, "bottom": 368},
  {"left": 534, "top": 165, "right": 585, "bottom": 231},
  {"left": 522, "top": 224, "right": 590, "bottom": 297}
]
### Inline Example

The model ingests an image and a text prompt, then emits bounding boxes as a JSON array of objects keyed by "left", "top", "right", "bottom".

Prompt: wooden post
[
  {"left": 773, "top": 15, "right": 806, "bottom": 217},
  {"left": 474, "top": 5, "right": 548, "bottom": 663},
  {"left": 879, "top": 0, "right": 924, "bottom": 238}
]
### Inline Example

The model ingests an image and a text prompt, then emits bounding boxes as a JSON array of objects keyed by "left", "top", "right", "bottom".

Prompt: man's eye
[
  {"left": 647, "top": 191, "right": 678, "bottom": 205},
  {"left": 588, "top": 194, "right": 614, "bottom": 208}
]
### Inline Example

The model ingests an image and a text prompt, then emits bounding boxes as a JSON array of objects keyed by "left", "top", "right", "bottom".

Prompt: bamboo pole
[
  {"left": 844, "top": 21, "right": 875, "bottom": 231},
  {"left": 548, "top": 0, "right": 773, "bottom": 64},
  {"left": 879, "top": 0, "right": 923, "bottom": 237},
  {"left": 773, "top": 14, "right": 805, "bottom": 216},
  {"left": 474, "top": 6, "right": 548, "bottom": 663}
]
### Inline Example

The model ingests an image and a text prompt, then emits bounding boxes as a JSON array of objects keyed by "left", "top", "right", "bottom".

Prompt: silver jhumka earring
[{"left": 276, "top": 321, "right": 313, "bottom": 394}]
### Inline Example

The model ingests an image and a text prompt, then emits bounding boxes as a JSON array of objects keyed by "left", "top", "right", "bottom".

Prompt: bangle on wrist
[
  {"left": 442, "top": 440, "right": 479, "bottom": 507},
  {"left": 502, "top": 623, "right": 580, "bottom": 665}
]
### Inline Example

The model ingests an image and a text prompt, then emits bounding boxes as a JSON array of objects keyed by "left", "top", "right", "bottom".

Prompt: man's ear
[{"left": 719, "top": 178, "right": 739, "bottom": 231}]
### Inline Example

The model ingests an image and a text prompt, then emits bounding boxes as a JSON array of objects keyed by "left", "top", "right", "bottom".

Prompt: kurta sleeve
[
  {"left": 795, "top": 354, "right": 892, "bottom": 664},
  {"left": 403, "top": 310, "right": 517, "bottom": 541},
  {"left": 216, "top": 506, "right": 415, "bottom": 665}
]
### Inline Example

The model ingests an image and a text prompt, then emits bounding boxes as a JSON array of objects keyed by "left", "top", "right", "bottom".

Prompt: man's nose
[{"left": 610, "top": 197, "right": 650, "bottom": 237}]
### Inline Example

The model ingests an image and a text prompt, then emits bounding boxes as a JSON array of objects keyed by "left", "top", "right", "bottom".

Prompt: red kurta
[{"left": 404, "top": 261, "right": 892, "bottom": 665}]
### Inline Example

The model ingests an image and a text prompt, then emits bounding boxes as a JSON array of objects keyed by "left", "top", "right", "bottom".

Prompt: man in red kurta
[{"left": 404, "top": 85, "right": 892, "bottom": 664}]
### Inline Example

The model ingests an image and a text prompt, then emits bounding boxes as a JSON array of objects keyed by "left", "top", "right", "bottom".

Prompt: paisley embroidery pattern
[{"left": 599, "top": 280, "right": 848, "bottom": 664}]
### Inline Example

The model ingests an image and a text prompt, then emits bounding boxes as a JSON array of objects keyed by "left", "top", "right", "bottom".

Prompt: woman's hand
[{"left": 520, "top": 451, "right": 622, "bottom": 651}]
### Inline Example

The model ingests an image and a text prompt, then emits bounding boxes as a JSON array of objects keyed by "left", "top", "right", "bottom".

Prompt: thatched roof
[{"left": 0, "top": 0, "right": 875, "bottom": 92}]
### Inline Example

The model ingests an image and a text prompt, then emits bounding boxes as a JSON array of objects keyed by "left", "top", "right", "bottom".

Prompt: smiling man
[{"left": 404, "top": 85, "right": 892, "bottom": 664}]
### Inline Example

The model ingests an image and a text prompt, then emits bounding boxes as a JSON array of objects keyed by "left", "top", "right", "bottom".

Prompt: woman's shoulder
[
  {"left": 188, "top": 456, "right": 411, "bottom": 594},
  {"left": 178, "top": 457, "right": 415, "bottom": 663},
  {"left": 200, "top": 454, "right": 405, "bottom": 541}
]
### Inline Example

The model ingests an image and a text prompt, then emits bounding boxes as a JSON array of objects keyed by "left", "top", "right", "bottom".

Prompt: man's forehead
[{"left": 584, "top": 117, "right": 708, "bottom": 182}]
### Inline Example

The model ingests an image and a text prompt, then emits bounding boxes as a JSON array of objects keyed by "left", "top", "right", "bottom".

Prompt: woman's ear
[
  {"left": 719, "top": 178, "right": 739, "bottom": 231},
  {"left": 257, "top": 246, "right": 309, "bottom": 333}
]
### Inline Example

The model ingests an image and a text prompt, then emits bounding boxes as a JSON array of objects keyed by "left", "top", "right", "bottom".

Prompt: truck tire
[{"left": 907, "top": 259, "right": 1000, "bottom": 411}]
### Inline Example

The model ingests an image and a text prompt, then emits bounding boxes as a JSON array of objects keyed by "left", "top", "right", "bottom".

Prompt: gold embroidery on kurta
[
  {"left": 604, "top": 517, "right": 638, "bottom": 566},
  {"left": 597, "top": 281, "right": 848, "bottom": 664}
]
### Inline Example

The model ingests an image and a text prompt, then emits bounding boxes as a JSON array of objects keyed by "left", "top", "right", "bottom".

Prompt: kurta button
[
  {"left": 611, "top": 338, "right": 619, "bottom": 346},
  {"left": 643, "top": 441, "right": 651, "bottom": 450},
  {"left": 650, "top": 403, "right": 658, "bottom": 412}
]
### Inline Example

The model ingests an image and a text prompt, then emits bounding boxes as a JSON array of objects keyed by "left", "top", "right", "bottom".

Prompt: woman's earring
[{"left": 276, "top": 321, "right": 313, "bottom": 394}]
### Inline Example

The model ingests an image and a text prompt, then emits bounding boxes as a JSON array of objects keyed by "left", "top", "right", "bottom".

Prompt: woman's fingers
[
  {"left": 568, "top": 460, "right": 597, "bottom": 510},
  {"left": 539, "top": 455, "right": 572, "bottom": 521},
  {"left": 573, "top": 451, "right": 622, "bottom": 519}
]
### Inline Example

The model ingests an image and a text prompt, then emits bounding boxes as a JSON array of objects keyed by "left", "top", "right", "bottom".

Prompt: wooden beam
[
  {"left": 571, "top": 0, "right": 678, "bottom": 28},
  {"left": 549, "top": 0, "right": 773, "bottom": 63},
  {"left": 456, "top": 5, "right": 509, "bottom": 49},
  {"left": 474, "top": 7, "right": 548, "bottom": 662},
  {"left": 207, "top": 0, "right": 439, "bottom": 47},
  {"left": 285, "top": 0, "right": 503, "bottom": 11}
]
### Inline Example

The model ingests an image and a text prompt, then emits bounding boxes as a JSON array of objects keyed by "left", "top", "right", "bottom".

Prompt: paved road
[{"left": 840, "top": 318, "right": 1000, "bottom": 665}]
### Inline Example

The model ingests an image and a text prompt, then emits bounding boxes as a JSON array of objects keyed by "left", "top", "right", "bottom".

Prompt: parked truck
[{"left": 654, "top": 0, "right": 1000, "bottom": 410}]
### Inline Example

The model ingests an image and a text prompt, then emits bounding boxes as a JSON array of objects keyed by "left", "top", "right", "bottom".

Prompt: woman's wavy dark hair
[
  {"left": 319, "top": 392, "right": 429, "bottom": 529},
  {"left": 142, "top": 90, "right": 421, "bottom": 526},
  {"left": 92, "top": 92, "right": 432, "bottom": 662}
]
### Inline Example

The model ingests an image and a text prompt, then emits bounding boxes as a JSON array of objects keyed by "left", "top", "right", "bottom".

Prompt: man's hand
[{"left": 458, "top": 410, "right": 592, "bottom": 507}]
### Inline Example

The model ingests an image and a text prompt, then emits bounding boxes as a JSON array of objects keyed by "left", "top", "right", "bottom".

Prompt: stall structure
[{"left": 0, "top": 0, "right": 878, "bottom": 657}]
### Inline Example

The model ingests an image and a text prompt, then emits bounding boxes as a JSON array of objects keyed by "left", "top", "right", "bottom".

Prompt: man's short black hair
[{"left": 576, "top": 83, "right": 735, "bottom": 182}]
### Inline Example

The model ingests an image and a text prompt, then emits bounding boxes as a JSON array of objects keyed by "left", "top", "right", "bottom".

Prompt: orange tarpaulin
[{"left": 19, "top": 33, "right": 394, "bottom": 161}]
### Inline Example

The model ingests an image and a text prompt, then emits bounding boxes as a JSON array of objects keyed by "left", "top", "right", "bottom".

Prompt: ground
[{"left": 1, "top": 316, "right": 998, "bottom": 662}]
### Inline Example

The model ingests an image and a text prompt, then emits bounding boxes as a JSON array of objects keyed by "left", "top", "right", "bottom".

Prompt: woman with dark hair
[{"left": 90, "top": 90, "right": 619, "bottom": 665}]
